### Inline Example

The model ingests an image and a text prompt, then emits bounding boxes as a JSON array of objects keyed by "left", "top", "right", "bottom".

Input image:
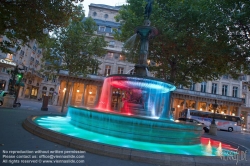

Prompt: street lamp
[
  {"left": 209, "top": 100, "right": 218, "bottom": 135},
  {"left": 211, "top": 100, "right": 218, "bottom": 125},
  {"left": 3, "top": 65, "right": 24, "bottom": 108},
  {"left": 9, "top": 66, "right": 24, "bottom": 95}
]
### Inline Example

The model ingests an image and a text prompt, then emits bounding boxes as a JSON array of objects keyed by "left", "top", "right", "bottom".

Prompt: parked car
[{"left": 178, "top": 117, "right": 210, "bottom": 133}]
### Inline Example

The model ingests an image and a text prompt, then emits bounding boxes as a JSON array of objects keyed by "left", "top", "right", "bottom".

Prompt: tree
[
  {"left": 41, "top": 7, "right": 107, "bottom": 112},
  {"left": 0, "top": 0, "right": 84, "bottom": 52},
  {"left": 115, "top": 0, "right": 249, "bottom": 87},
  {"left": 213, "top": 0, "right": 250, "bottom": 77}
]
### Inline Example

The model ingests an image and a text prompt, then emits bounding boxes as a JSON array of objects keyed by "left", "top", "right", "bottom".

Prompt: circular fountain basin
[
  {"left": 23, "top": 113, "right": 244, "bottom": 164},
  {"left": 68, "top": 106, "right": 202, "bottom": 145}
]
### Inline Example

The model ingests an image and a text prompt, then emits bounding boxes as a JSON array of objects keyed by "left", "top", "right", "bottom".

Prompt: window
[
  {"left": 222, "top": 75, "right": 229, "bottom": 79},
  {"left": 222, "top": 85, "right": 228, "bottom": 96},
  {"left": 33, "top": 45, "right": 37, "bottom": 52},
  {"left": 109, "top": 41, "right": 115, "bottom": 48},
  {"left": 104, "top": 14, "right": 108, "bottom": 18},
  {"left": 99, "top": 26, "right": 105, "bottom": 32},
  {"left": 31, "top": 88, "right": 38, "bottom": 96},
  {"left": 37, "top": 49, "right": 42, "bottom": 54},
  {"left": 1, "top": 67, "right": 7, "bottom": 73},
  {"left": 92, "top": 12, "right": 97, "bottom": 17},
  {"left": 242, "top": 94, "right": 246, "bottom": 103},
  {"left": 211, "top": 83, "right": 217, "bottom": 94},
  {"left": 117, "top": 67, "right": 124, "bottom": 74},
  {"left": 104, "top": 65, "right": 111, "bottom": 76},
  {"left": 42, "top": 86, "right": 47, "bottom": 91},
  {"left": 190, "top": 83, "right": 195, "bottom": 91},
  {"left": 232, "top": 86, "right": 238, "bottom": 97},
  {"left": 178, "top": 84, "right": 183, "bottom": 89},
  {"left": 52, "top": 75, "right": 56, "bottom": 82},
  {"left": 106, "top": 52, "right": 113, "bottom": 59},
  {"left": 119, "top": 54, "right": 125, "bottom": 61},
  {"left": 130, "top": 69, "right": 135, "bottom": 75},
  {"left": 44, "top": 76, "right": 48, "bottom": 82},
  {"left": 201, "top": 82, "right": 206, "bottom": 92},
  {"left": 20, "top": 50, "right": 24, "bottom": 56},
  {"left": 241, "top": 75, "right": 247, "bottom": 81},
  {"left": 6, "top": 53, "right": 13, "bottom": 60}
]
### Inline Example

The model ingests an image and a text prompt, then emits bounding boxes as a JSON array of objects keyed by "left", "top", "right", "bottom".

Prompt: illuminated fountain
[
  {"left": 66, "top": 2, "right": 203, "bottom": 145},
  {"left": 23, "top": 2, "right": 245, "bottom": 163}
]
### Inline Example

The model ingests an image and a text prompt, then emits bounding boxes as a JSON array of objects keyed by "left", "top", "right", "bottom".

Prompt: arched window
[
  {"left": 49, "top": 88, "right": 54, "bottom": 91},
  {"left": 42, "top": 86, "right": 47, "bottom": 91}
]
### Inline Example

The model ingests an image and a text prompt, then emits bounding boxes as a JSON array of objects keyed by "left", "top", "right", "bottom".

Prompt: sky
[{"left": 81, "top": 0, "right": 127, "bottom": 16}]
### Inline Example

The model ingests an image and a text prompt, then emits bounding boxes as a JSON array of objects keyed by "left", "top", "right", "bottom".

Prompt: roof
[
  {"left": 89, "top": 3, "right": 122, "bottom": 11},
  {"left": 94, "top": 19, "right": 120, "bottom": 28}
]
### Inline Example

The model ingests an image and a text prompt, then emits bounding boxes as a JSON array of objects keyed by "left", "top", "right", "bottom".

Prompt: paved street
[{"left": 0, "top": 99, "right": 249, "bottom": 166}]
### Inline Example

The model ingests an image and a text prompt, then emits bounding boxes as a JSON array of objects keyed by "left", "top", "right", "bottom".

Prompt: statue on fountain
[{"left": 144, "top": 0, "right": 154, "bottom": 20}]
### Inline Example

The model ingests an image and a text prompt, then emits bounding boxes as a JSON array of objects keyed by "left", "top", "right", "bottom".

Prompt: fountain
[
  {"left": 22, "top": 1, "right": 245, "bottom": 164},
  {"left": 66, "top": 0, "right": 203, "bottom": 145}
]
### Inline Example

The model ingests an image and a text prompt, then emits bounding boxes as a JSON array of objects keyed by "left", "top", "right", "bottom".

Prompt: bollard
[{"left": 41, "top": 96, "right": 49, "bottom": 111}]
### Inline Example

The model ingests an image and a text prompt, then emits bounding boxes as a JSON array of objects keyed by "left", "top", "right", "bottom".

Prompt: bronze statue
[{"left": 144, "top": 0, "right": 154, "bottom": 20}]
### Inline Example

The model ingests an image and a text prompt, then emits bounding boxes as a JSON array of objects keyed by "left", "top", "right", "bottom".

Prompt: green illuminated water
[{"left": 34, "top": 116, "right": 237, "bottom": 156}]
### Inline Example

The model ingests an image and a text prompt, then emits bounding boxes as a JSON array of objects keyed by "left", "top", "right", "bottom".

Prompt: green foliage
[
  {"left": 0, "top": 0, "right": 84, "bottom": 52},
  {"left": 115, "top": 0, "right": 250, "bottom": 87},
  {"left": 41, "top": 9, "right": 107, "bottom": 78}
]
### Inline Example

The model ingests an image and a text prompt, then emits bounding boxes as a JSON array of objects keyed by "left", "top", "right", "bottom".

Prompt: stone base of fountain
[{"left": 68, "top": 106, "right": 203, "bottom": 145}]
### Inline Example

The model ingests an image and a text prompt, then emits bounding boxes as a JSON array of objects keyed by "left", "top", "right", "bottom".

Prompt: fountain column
[{"left": 135, "top": 20, "right": 158, "bottom": 77}]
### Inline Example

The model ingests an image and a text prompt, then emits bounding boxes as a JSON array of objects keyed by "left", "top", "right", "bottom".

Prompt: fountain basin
[
  {"left": 68, "top": 106, "right": 203, "bottom": 145},
  {"left": 23, "top": 114, "right": 245, "bottom": 163}
]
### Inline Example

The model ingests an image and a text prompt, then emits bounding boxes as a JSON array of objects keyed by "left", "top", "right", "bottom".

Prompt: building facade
[{"left": 0, "top": 37, "right": 58, "bottom": 103}]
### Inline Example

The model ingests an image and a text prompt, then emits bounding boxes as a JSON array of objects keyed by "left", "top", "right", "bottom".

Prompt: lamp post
[
  {"left": 209, "top": 100, "right": 218, "bottom": 135},
  {"left": 3, "top": 65, "right": 24, "bottom": 108}
]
